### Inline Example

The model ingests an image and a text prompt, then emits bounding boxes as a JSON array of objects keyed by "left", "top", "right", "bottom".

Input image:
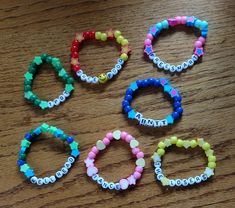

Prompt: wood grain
[{"left": 0, "top": 0, "right": 235, "bottom": 207}]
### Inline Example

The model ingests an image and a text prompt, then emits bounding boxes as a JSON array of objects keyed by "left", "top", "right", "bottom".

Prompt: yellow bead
[
  {"left": 95, "top": 32, "right": 101, "bottom": 40},
  {"left": 114, "top": 30, "right": 121, "bottom": 38},
  {"left": 100, "top": 33, "right": 107, "bottom": 41},
  {"left": 208, "top": 162, "right": 216, "bottom": 169},
  {"left": 121, "top": 39, "right": 129, "bottom": 46},
  {"left": 190, "top": 140, "right": 198, "bottom": 148},
  {"left": 170, "top": 136, "right": 178, "bottom": 144},
  {"left": 205, "top": 149, "right": 214, "bottom": 157},
  {"left": 117, "top": 35, "right": 124, "bottom": 44},
  {"left": 202, "top": 142, "right": 211, "bottom": 151},
  {"left": 158, "top": 141, "right": 166, "bottom": 149},
  {"left": 120, "top": 53, "right": 128, "bottom": 61},
  {"left": 98, "top": 73, "right": 108, "bottom": 84},
  {"left": 176, "top": 139, "right": 183, "bottom": 147},
  {"left": 208, "top": 155, "right": 216, "bottom": 162},
  {"left": 157, "top": 148, "right": 165, "bottom": 156}
]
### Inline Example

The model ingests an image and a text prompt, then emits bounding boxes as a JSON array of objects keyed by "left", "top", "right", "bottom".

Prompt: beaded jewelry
[
  {"left": 144, "top": 16, "right": 208, "bottom": 73},
  {"left": 17, "top": 123, "right": 80, "bottom": 185},
  {"left": 122, "top": 77, "right": 183, "bottom": 127},
  {"left": 85, "top": 130, "right": 145, "bottom": 190},
  {"left": 152, "top": 136, "right": 216, "bottom": 187},
  {"left": 24, "top": 54, "right": 74, "bottom": 109},
  {"left": 70, "top": 30, "right": 131, "bottom": 84}
]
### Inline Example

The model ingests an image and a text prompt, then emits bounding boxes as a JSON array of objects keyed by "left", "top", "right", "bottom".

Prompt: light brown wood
[{"left": 0, "top": 0, "right": 235, "bottom": 207}]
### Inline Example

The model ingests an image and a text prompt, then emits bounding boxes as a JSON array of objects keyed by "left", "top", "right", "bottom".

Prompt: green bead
[
  {"left": 49, "top": 126, "right": 57, "bottom": 134},
  {"left": 33, "top": 56, "right": 43, "bottom": 65},
  {"left": 24, "top": 80, "right": 32, "bottom": 85},
  {"left": 28, "top": 65, "right": 36, "bottom": 74},
  {"left": 58, "top": 68, "right": 67, "bottom": 77},
  {"left": 21, "top": 139, "right": 31, "bottom": 148},
  {"left": 60, "top": 134, "right": 67, "bottom": 141},
  {"left": 39, "top": 101, "right": 48, "bottom": 109},
  {"left": 54, "top": 63, "right": 62, "bottom": 71},
  {"left": 29, "top": 94, "right": 37, "bottom": 102},
  {"left": 41, "top": 53, "right": 48, "bottom": 61},
  {"left": 24, "top": 72, "right": 33, "bottom": 81},
  {"left": 19, "top": 154, "right": 26, "bottom": 160},
  {"left": 41, "top": 123, "right": 49, "bottom": 132},
  {"left": 24, "top": 91, "right": 33, "bottom": 99},
  {"left": 62, "top": 74, "right": 69, "bottom": 81},
  {"left": 46, "top": 56, "right": 52, "bottom": 63},
  {"left": 66, "top": 77, "right": 74, "bottom": 84},
  {"left": 24, "top": 85, "right": 32, "bottom": 92},
  {"left": 65, "top": 84, "right": 74, "bottom": 93},
  {"left": 34, "top": 99, "right": 41, "bottom": 106}
]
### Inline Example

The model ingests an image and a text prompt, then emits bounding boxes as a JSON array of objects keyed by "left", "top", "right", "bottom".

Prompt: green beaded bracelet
[{"left": 24, "top": 54, "right": 74, "bottom": 109}]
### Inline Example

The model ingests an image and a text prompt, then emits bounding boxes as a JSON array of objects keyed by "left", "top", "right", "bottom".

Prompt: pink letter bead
[
  {"left": 119, "top": 179, "right": 129, "bottom": 190},
  {"left": 137, "top": 151, "right": 144, "bottom": 158},
  {"left": 135, "top": 166, "right": 143, "bottom": 173},
  {"left": 103, "top": 137, "right": 110, "bottom": 145},
  {"left": 133, "top": 171, "right": 141, "bottom": 179}
]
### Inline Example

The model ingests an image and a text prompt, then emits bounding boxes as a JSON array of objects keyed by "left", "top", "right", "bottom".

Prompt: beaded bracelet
[
  {"left": 17, "top": 123, "right": 80, "bottom": 185},
  {"left": 144, "top": 16, "right": 208, "bottom": 73},
  {"left": 152, "top": 136, "right": 216, "bottom": 187},
  {"left": 71, "top": 30, "right": 131, "bottom": 84},
  {"left": 122, "top": 77, "right": 183, "bottom": 127},
  {"left": 24, "top": 54, "right": 74, "bottom": 109},
  {"left": 85, "top": 130, "right": 145, "bottom": 190}
]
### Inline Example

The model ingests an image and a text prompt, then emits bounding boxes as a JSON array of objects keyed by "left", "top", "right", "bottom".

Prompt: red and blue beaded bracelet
[
  {"left": 144, "top": 16, "right": 208, "bottom": 73},
  {"left": 122, "top": 78, "right": 183, "bottom": 127}
]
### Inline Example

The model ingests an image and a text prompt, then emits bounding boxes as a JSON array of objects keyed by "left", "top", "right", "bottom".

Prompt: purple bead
[{"left": 67, "top": 136, "right": 74, "bottom": 144}]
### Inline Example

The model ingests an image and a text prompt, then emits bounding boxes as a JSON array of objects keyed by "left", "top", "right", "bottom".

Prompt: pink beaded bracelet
[{"left": 84, "top": 130, "right": 145, "bottom": 191}]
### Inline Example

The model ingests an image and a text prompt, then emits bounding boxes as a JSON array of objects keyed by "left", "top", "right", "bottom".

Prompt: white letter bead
[
  {"left": 49, "top": 176, "right": 56, "bottom": 183},
  {"left": 164, "top": 63, "right": 170, "bottom": 70},
  {"left": 61, "top": 167, "right": 68, "bottom": 174},
  {"left": 182, "top": 62, "right": 188, "bottom": 69},
  {"left": 111, "top": 68, "right": 118, "bottom": 75},
  {"left": 53, "top": 98, "right": 60, "bottom": 106},
  {"left": 56, "top": 171, "right": 63, "bottom": 178},
  {"left": 115, "top": 64, "right": 122, "bottom": 70},
  {"left": 37, "top": 178, "right": 44, "bottom": 185},
  {"left": 81, "top": 74, "right": 87, "bottom": 81},
  {"left": 63, "top": 91, "right": 70, "bottom": 97},
  {"left": 169, "top": 180, "right": 176, "bottom": 187},
  {"left": 118, "top": 58, "right": 124, "bottom": 65},
  {"left": 149, "top": 53, "right": 156, "bottom": 60},
  {"left": 59, "top": 95, "right": 66, "bottom": 102},
  {"left": 43, "top": 177, "right": 50, "bottom": 184},
  {"left": 87, "top": 76, "right": 93, "bottom": 83},
  {"left": 153, "top": 57, "right": 160, "bottom": 64},
  {"left": 201, "top": 174, "right": 208, "bottom": 181},
  {"left": 170, "top": 65, "right": 176, "bottom": 72},
  {"left": 92, "top": 174, "right": 99, "bottom": 181},
  {"left": 157, "top": 173, "right": 164, "bottom": 181},
  {"left": 176, "top": 179, "right": 182, "bottom": 186},
  {"left": 64, "top": 162, "right": 72, "bottom": 169},
  {"left": 195, "top": 175, "right": 202, "bottom": 183},
  {"left": 155, "top": 168, "right": 162, "bottom": 174},
  {"left": 106, "top": 72, "right": 113, "bottom": 79},
  {"left": 97, "top": 177, "right": 104, "bottom": 185},
  {"left": 176, "top": 65, "right": 182, "bottom": 72},
  {"left": 182, "top": 179, "right": 188, "bottom": 186},
  {"left": 109, "top": 182, "right": 115, "bottom": 190},
  {"left": 187, "top": 59, "right": 194, "bottom": 66},
  {"left": 48, "top": 101, "right": 54, "bottom": 108},
  {"left": 188, "top": 177, "right": 195, "bottom": 185},
  {"left": 102, "top": 181, "right": 109, "bottom": 189},
  {"left": 192, "top": 54, "right": 198, "bottom": 61},
  {"left": 68, "top": 156, "right": 75, "bottom": 164},
  {"left": 30, "top": 176, "right": 38, "bottom": 184},
  {"left": 76, "top": 70, "right": 83, "bottom": 77},
  {"left": 157, "top": 61, "right": 165, "bottom": 69},
  {"left": 92, "top": 77, "right": 99, "bottom": 84},
  {"left": 154, "top": 161, "right": 161, "bottom": 168},
  {"left": 115, "top": 183, "right": 121, "bottom": 190}
]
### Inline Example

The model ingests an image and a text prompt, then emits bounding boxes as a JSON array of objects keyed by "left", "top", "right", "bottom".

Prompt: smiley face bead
[{"left": 98, "top": 73, "right": 108, "bottom": 84}]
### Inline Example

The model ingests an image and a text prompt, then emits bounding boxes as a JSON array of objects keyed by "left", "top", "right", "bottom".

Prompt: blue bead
[
  {"left": 174, "top": 96, "right": 182, "bottom": 102},
  {"left": 124, "top": 105, "right": 132, "bottom": 113},
  {"left": 25, "top": 169, "right": 34, "bottom": 178},
  {"left": 24, "top": 132, "right": 32, "bottom": 140},
  {"left": 17, "top": 159, "right": 25, "bottom": 167},
  {"left": 142, "top": 79, "right": 149, "bottom": 87},
  {"left": 153, "top": 79, "right": 160, "bottom": 87},
  {"left": 122, "top": 100, "right": 129, "bottom": 107},
  {"left": 156, "top": 22, "right": 163, "bottom": 31},
  {"left": 125, "top": 88, "right": 133, "bottom": 96},
  {"left": 33, "top": 127, "right": 42, "bottom": 135},
  {"left": 125, "top": 95, "right": 133, "bottom": 102},
  {"left": 136, "top": 80, "right": 143, "bottom": 87},
  {"left": 147, "top": 78, "right": 155, "bottom": 85},
  {"left": 54, "top": 129, "right": 64, "bottom": 137},
  {"left": 174, "top": 101, "right": 181, "bottom": 109},
  {"left": 71, "top": 149, "right": 80, "bottom": 158},
  {"left": 172, "top": 112, "right": 179, "bottom": 120},
  {"left": 166, "top": 115, "right": 174, "bottom": 124},
  {"left": 19, "top": 147, "right": 27, "bottom": 154},
  {"left": 176, "top": 107, "right": 183, "bottom": 114},
  {"left": 67, "top": 136, "right": 74, "bottom": 144}
]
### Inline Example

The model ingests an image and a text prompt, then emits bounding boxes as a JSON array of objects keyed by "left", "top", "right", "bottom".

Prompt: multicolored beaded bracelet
[
  {"left": 152, "top": 136, "right": 216, "bottom": 187},
  {"left": 71, "top": 30, "right": 131, "bottom": 84},
  {"left": 24, "top": 54, "right": 74, "bottom": 109},
  {"left": 144, "top": 16, "right": 208, "bottom": 73},
  {"left": 122, "top": 77, "right": 183, "bottom": 127},
  {"left": 85, "top": 130, "right": 145, "bottom": 190},
  {"left": 17, "top": 123, "right": 80, "bottom": 185}
]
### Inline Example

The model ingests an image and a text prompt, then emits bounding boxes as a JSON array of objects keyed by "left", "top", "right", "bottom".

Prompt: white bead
[
  {"left": 192, "top": 54, "right": 198, "bottom": 61},
  {"left": 92, "top": 77, "right": 99, "bottom": 84},
  {"left": 195, "top": 175, "right": 202, "bottom": 183},
  {"left": 164, "top": 63, "right": 170, "bottom": 70},
  {"left": 43, "top": 177, "right": 50, "bottom": 184},
  {"left": 48, "top": 101, "right": 54, "bottom": 108},
  {"left": 170, "top": 65, "right": 176, "bottom": 73},
  {"left": 80, "top": 74, "right": 87, "bottom": 81},
  {"left": 76, "top": 70, "right": 83, "bottom": 77},
  {"left": 157, "top": 173, "right": 164, "bottom": 181},
  {"left": 155, "top": 167, "right": 162, "bottom": 174},
  {"left": 115, "top": 183, "right": 121, "bottom": 190},
  {"left": 68, "top": 156, "right": 75, "bottom": 164},
  {"left": 182, "top": 62, "right": 188, "bottom": 69},
  {"left": 59, "top": 95, "right": 66, "bottom": 102},
  {"left": 182, "top": 179, "right": 188, "bottom": 186},
  {"left": 154, "top": 161, "right": 161, "bottom": 168},
  {"left": 201, "top": 173, "right": 208, "bottom": 181},
  {"left": 37, "top": 178, "right": 44, "bottom": 185},
  {"left": 109, "top": 182, "right": 115, "bottom": 190},
  {"left": 135, "top": 112, "right": 143, "bottom": 121},
  {"left": 64, "top": 162, "right": 72, "bottom": 169},
  {"left": 63, "top": 91, "right": 70, "bottom": 97},
  {"left": 118, "top": 58, "right": 124, "bottom": 65},
  {"left": 86, "top": 76, "right": 93, "bottom": 83},
  {"left": 97, "top": 177, "right": 104, "bottom": 185},
  {"left": 102, "top": 181, "right": 109, "bottom": 189},
  {"left": 176, "top": 65, "right": 183, "bottom": 72},
  {"left": 187, "top": 59, "right": 194, "bottom": 66},
  {"left": 61, "top": 167, "right": 68, "bottom": 174},
  {"left": 146, "top": 119, "right": 155, "bottom": 127},
  {"left": 92, "top": 174, "right": 99, "bottom": 181},
  {"left": 56, "top": 171, "right": 63, "bottom": 178},
  {"left": 169, "top": 180, "right": 176, "bottom": 187},
  {"left": 175, "top": 179, "right": 182, "bottom": 186},
  {"left": 161, "top": 119, "right": 168, "bottom": 126},
  {"left": 53, "top": 98, "right": 60, "bottom": 106},
  {"left": 188, "top": 177, "right": 195, "bottom": 185},
  {"left": 111, "top": 68, "right": 118, "bottom": 75},
  {"left": 157, "top": 61, "right": 165, "bottom": 69},
  {"left": 149, "top": 53, "right": 156, "bottom": 60},
  {"left": 115, "top": 64, "right": 122, "bottom": 71},
  {"left": 106, "top": 72, "right": 113, "bottom": 79},
  {"left": 153, "top": 56, "right": 160, "bottom": 64},
  {"left": 30, "top": 176, "right": 38, "bottom": 184},
  {"left": 49, "top": 176, "right": 56, "bottom": 183},
  {"left": 140, "top": 118, "right": 147, "bottom": 126}
]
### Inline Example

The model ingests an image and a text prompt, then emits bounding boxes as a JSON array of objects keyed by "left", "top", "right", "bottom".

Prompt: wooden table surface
[{"left": 0, "top": 0, "right": 235, "bottom": 207}]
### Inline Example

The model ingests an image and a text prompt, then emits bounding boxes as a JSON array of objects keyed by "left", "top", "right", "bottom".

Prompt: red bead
[
  {"left": 71, "top": 45, "right": 78, "bottom": 53},
  {"left": 89, "top": 31, "right": 95, "bottom": 38},
  {"left": 83, "top": 31, "right": 90, "bottom": 39},
  {"left": 73, "top": 64, "right": 80, "bottom": 72},
  {"left": 72, "top": 39, "right": 79, "bottom": 47},
  {"left": 71, "top": 51, "right": 79, "bottom": 58}
]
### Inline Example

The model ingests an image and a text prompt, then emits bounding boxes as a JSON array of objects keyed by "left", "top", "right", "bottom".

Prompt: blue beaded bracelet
[
  {"left": 17, "top": 123, "right": 80, "bottom": 185},
  {"left": 122, "top": 78, "right": 183, "bottom": 127}
]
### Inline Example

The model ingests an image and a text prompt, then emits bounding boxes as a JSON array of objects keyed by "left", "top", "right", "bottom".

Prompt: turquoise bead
[
  {"left": 161, "top": 20, "right": 169, "bottom": 29},
  {"left": 156, "top": 22, "right": 163, "bottom": 31}
]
